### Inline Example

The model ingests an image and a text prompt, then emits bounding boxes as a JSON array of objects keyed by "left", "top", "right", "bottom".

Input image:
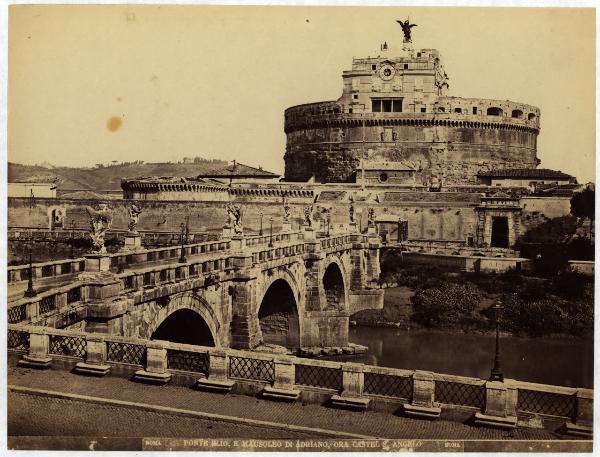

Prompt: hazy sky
[{"left": 8, "top": 6, "right": 596, "bottom": 182}]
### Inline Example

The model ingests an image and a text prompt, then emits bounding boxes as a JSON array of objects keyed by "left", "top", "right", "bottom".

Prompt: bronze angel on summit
[{"left": 397, "top": 19, "right": 417, "bottom": 42}]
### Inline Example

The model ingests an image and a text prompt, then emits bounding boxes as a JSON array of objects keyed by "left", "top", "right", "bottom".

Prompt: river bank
[{"left": 354, "top": 257, "right": 594, "bottom": 338}]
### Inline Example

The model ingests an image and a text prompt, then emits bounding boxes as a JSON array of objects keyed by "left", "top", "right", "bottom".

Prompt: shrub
[
  {"left": 412, "top": 283, "right": 481, "bottom": 327},
  {"left": 499, "top": 292, "right": 593, "bottom": 337}
]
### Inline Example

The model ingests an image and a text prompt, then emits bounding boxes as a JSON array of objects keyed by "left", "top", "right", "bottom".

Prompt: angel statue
[
  {"left": 367, "top": 207, "right": 376, "bottom": 227},
  {"left": 349, "top": 202, "right": 355, "bottom": 223},
  {"left": 434, "top": 57, "right": 450, "bottom": 94},
  {"left": 226, "top": 203, "right": 243, "bottom": 234},
  {"left": 127, "top": 203, "right": 143, "bottom": 233},
  {"left": 397, "top": 19, "right": 417, "bottom": 42},
  {"left": 283, "top": 198, "right": 291, "bottom": 223},
  {"left": 303, "top": 204, "right": 313, "bottom": 228},
  {"left": 85, "top": 203, "right": 113, "bottom": 254}
]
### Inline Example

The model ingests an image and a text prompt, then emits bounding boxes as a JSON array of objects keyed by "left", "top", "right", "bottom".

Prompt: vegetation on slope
[{"left": 8, "top": 159, "right": 227, "bottom": 192}]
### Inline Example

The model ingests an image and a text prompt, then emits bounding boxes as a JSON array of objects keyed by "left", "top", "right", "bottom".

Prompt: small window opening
[{"left": 472, "top": 107, "right": 477, "bottom": 115}]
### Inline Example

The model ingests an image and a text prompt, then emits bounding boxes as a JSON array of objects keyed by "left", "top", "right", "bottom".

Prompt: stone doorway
[{"left": 491, "top": 216, "right": 509, "bottom": 248}]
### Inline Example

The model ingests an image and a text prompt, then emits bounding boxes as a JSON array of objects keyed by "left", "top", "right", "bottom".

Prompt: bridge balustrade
[
  {"left": 39, "top": 295, "right": 57, "bottom": 315},
  {"left": 8, "top": 323, "right": 591, "bottom": 431}
]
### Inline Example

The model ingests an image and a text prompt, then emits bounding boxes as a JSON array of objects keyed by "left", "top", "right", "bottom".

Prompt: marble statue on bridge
[
  {"left": 127, "top": 203, "right": 143, "bottom": 233},
  {"left": 303, "top": 204, "right": 313, "bottom": 228},
  {"left": 85, "top": 204, "right": 113, "bottom": 254},
  {"left": 283, "top": 197, "right": 291, "bottom": 224},
  {"left": 226, "top": 203, "right": 243, "bottom": 235}
]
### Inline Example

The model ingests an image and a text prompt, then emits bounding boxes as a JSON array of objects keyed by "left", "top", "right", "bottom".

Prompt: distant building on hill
[
  {"left": 8, "top": 179, "right": 57, "bottom": 198},
  {"left": 195, "top": 161, "right": 280, "bottom": 185}
]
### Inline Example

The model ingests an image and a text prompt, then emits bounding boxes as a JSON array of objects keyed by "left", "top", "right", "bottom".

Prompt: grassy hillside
[{"left": 8, "top": 160, "right": 228, "bottom": 192}]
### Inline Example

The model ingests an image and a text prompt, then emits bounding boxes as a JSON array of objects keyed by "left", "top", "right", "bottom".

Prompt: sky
[{"left": 7, "top": 6, "right": 596, "bottom": 182}]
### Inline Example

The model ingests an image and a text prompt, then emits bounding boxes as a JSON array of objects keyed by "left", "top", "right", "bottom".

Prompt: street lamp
[
  {"left": 259, "top": 212, "right": 264, "bottom": 236},
  {"left": 24, "top": 231, "right": 37, "bottom": 298},
  {"left": 179, "top": 223, "right": 187, "bottom": 263},
  {"left": 70, "top": 219, "right": 76, "bottom": 258},
  {"left": 268, "top": 217, "right": 273, "bottom": 247},
  {"left": 326, "top": 213, "right": 331, "bottom": 237},
  {"left": 185, "top": 215, "right": 190, "bottom": 244},
  {"left": 489, "top": 301, "right": 505, "bottom": 382}
]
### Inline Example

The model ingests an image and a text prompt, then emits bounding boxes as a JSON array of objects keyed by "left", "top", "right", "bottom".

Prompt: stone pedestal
[
  {"left": 474, "top": 381, "right": 517, "bottom": 429},
  {"left": 303, "top": 226, "right": 315, "bottom": 240},
  {"left": 18, "top": 330, "right": 52, "bottom": 369},
  {"left": 565, "top": 389, "right": 593, "bottom": 437},
  {"left": 78, "top": 269, "right": 121, "bottom": 302},
  {"left": 349, "top": 221, "right": 358, "bottom": 233},
  {"left": 196, "top": 349, "right": 235, "bottom": 393},
  {"left": 84, "top": 254, "right": 111, "bottom": 273},
  {"left": 134, "top": 341, "right": 171, "bottom": 384},
  {"left": 222, "top": 227, "right": 232, "bottom": 239},
  {"left": 403, "top": 371, "right": 441, "bottom": 419},
  {"left": 282, "top": 221, "right": 292, "bottom": 233},
  {"left": 123, "top": 232, "right": 143, "bottom": 251},
  {"left": 367, "top": 225, "right": 377, "bottom": 236},
  {"left": 74, "top": 335, "right": 111, "bottom": 376},
  {"left": 263, "top": 357, "right": 300, "bottom": 402},
  {"left": 331, "top": 363, "right": 370, "bottom": 410}
]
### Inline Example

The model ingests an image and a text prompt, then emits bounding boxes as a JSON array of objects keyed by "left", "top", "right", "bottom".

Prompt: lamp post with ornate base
[
  {"left": 268, "top": 217, "right": 273, "bottom": 248},
  {"left": 24, "top": 249, "right": 37, "bottom": 298},
  {"left": 259, "top": 212, "right": 263, "bottom": 236},
  {"left": 179, "top": 223, "right": 187, "bottom": 263},
  {"left": 489, "top": 302, "right": 504, "bottom": 382}
]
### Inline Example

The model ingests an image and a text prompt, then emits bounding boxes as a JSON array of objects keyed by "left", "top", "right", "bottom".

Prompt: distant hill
[{"left": 8, "top": 160, "right": 228, "bottom": 192}]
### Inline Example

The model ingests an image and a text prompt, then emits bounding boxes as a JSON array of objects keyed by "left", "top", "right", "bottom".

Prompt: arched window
[
  {"left": 487, "top": 107, "right": 503, "bottom": 116},
  {"left": 528, "top": 113, "right": 537, "bottom": 121},
  {"left": 511, "top": 109, "right": 523, "bottom": 119}
]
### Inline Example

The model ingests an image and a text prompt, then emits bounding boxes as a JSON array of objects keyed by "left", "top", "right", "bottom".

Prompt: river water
[{"left": 342, "top": 326, "right": 593, "bottom": 388}]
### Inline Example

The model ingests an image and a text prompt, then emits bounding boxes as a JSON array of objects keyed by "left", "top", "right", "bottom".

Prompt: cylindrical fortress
[{"left": 284, "top": 46, "right": 540, "bottom": 185}]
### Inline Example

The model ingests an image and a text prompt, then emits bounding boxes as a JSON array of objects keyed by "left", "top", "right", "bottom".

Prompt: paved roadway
[
  {"left": 9, "top": 391, "right": 319, "bottom": 440},
  {"left": 8, "top": 363, "right": 568, "bottom": 443}
]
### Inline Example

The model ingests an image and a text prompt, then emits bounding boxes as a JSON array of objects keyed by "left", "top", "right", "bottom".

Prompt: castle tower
[{"left": 283, "top": 22, "right": 540, "bottom": 185}]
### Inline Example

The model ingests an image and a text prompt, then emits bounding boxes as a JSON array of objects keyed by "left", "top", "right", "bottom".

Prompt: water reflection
[{"left": 340, "top": 327, "right": 593, "bottom": 388}]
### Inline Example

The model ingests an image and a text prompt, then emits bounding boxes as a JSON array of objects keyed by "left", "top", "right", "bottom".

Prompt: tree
[{"left": 570, "top": 188, "right": 595, "bottom": 240}]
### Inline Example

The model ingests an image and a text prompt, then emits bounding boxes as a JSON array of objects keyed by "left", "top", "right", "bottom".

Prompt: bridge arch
[
  {"left": 257, "top": 275, "right": 301, "bottom": 350},
  {"left": 322, "top": 257, "right": 348, "bottom": 311},
  {"left": 144, "top": 291, "right": 223, "bottom": 347}
]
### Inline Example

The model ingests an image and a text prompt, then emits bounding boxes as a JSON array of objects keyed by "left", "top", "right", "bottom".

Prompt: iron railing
[
  {"left": 106, "top": 341, "right": 147, "bottom": 366},
  {"left": 364, "top": 372, "right": 413, "bottom": 399},
  {"left": 167, "top": 349, "right": 209, "bottom": 375},
  {"left": 8, "top": 305, "right": 26, "bottom": 324},
  {"left": 48, "top": 335, "right": 86, "bottom": 358},
  {"left": 228, "top": 356, "right": 274, "bottom": 382},
  {"left": 8, "top": 329, "right": 30, "bottom": 351},
  {"left": 295, "top": 364, "right": 342, "bottom": 391},
  {"left": 435, "top": 380, "right": 485, "bottom": 409},
  {"left": 517, "top": 389, "right": 577, "bottom": 419},
  {"left": 39, "top": 295, "right": 56, "bottom": 315}
]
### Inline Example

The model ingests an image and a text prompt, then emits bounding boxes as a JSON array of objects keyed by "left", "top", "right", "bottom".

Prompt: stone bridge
[{"left": 8, "top": 226, "right": 384, "bottom": 351}]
